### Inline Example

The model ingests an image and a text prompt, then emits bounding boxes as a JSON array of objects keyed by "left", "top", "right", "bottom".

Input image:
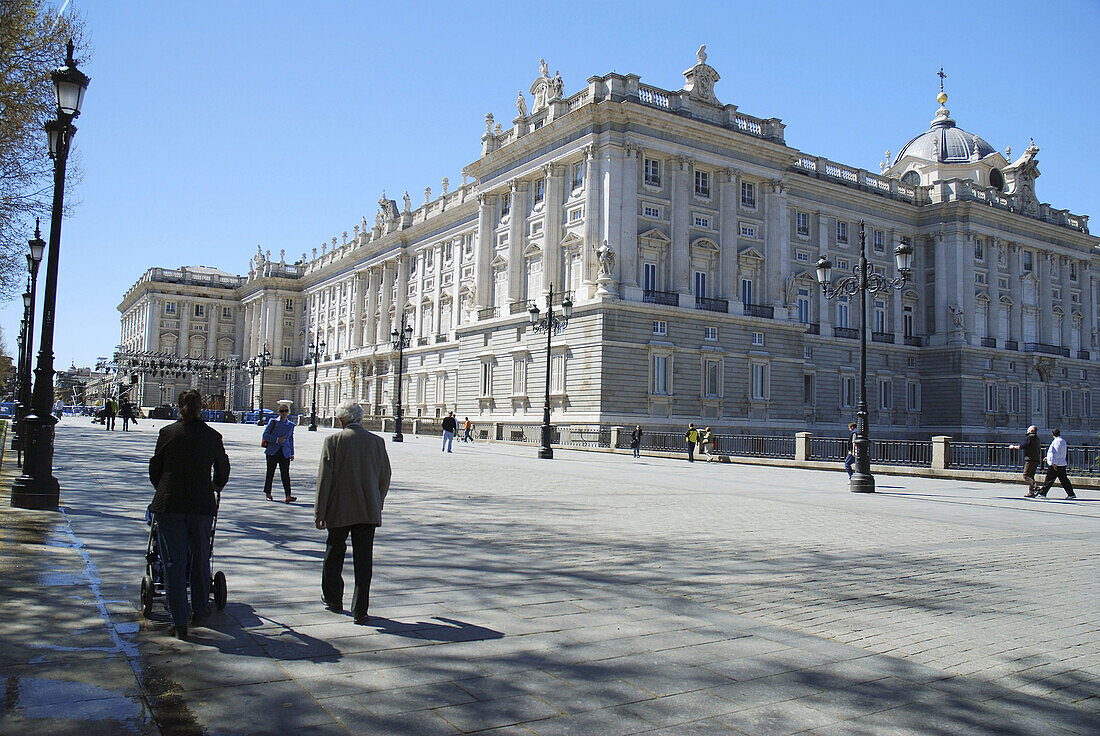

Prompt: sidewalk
[{"left": 1, "top": 417, "right": 1097, "bottom": 735}]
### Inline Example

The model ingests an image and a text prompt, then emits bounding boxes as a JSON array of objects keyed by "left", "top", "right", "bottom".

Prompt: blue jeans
[
  {"left": 844, "top": 453, "right": 855, "bottom": 478},
  {"left": 442, "top": 430, "right": 454, "bottom": 452},
  {"left": 155, "top": 512, "right": 213, "bottom": 628}
]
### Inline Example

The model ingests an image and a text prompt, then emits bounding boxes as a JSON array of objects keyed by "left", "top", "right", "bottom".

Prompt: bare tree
[{"left": 0, "top": 0, "right": 88, "bottom": 299}]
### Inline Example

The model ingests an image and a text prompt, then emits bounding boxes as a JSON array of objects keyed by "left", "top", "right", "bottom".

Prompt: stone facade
[{"left": 117, "top": 51, "right": 1100, "bottom": 442}]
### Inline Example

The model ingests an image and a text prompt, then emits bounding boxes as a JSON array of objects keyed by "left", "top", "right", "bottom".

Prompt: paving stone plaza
[{"left": 1, "top": 417, "right": 1097, "bottom": 735}]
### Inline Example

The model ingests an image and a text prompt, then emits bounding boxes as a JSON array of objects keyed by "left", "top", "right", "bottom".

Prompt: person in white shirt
[{"left": 1035, "top": 428, "right": 1076, "bottom": 499}]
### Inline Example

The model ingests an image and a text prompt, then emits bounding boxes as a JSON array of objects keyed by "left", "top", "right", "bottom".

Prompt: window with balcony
[
  {"left": 903, "top": 305, "right": 914, "bottom": 338},
  {"left": 796, "top": 211, "right": 809, "bottom": 235},
  {"left": 283, "top": 346, "right": 292, "bottom": 362},
  {"left": 741, "top": 181, "right": 755, "bottom": 208},
  {"left": 194, "top": 304, "right": 205, "bottom": 318},
  {"left": 694, "top": 170, "right": 710, "bottom": 198},
  {"left": 644, "top": 158, "right": 661, "bottom": 187},
  {"left": 797, "top": 289, "right": 811, "bottom": 324},
  {"left": 740, "top": 278, "right": 753, "bottom": 306},
  {"left": 838, "top": 296, "right": 850, "bottom": 329},
  {"left": 694, "top": 271, "right": 707, "bottom": 299},
  {"left": 837, "top": 221, "right": 848, "bottom": 245},
  {"left": 643, "top": 262, "right": 657, "bottom": 292},
  {"left": 534, "top": 178, "right": 545, "bottom": 203},
  {"left": 571, "top": 161, "right": 584, "bottom": 189},
  {"left": 165, "top": 302, "right": 176, "bottom": 315}
]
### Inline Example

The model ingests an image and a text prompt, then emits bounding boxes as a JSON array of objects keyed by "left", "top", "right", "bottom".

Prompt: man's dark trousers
[
  {"left": 1038, "top": 465, "right": 1074, "bottom": 497},
  {"left": 686, "top": 442, "right": 695, "bottom": 462},
  {"left": 322, "top": 524, "right": 376, "bottom": 617}
]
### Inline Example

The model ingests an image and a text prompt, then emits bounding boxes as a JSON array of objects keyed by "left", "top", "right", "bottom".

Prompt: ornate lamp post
[
  {"left": 308, "top": 337, "right": 326, "bottom": 431},
  {"left": 246, "top": 358, "right": 261, "bottom": 412},
  {"left": 12, "top": 226, "right": 43, "bottom": 460},
  {"left": 254, "top": 342, "right": 271, "bottom": 425},
  {"left": 390, "top": 315, "right": 413, "bottom": 442},
  {"left": 816, "top": 220, "right": 912, "bottom": 493},
  {"left": 528, "top": 284, "right": 573, "bottom": 460},
  {"left": 12, "top": 41, "right": 89, "bottom": 510}
]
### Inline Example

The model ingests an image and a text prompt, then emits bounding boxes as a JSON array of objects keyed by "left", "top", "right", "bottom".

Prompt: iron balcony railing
[
  {"left": 743, "top": 303, "right": 774, "bottom": 319},
  {"left": 1005, "top": 340, "right": 1019, "bottom": 351},
  {"left": 903, "top": 335, "right": 923, "bottom": 347},
  {"left": 805, "top": 323, "right": 820, "bottom": 335},
  {"left": 1078, "top": 350, "right": 1090, "bottom": 360},
  {"left": 643, "top": 289, "right": 679, "bottom": 307},
  {"left": 509, "top": 301, "right": 533, "bottom": 315},
  {"left": 477, "top": 306, "right": 499, "bottom": 319},
  {"left": 1024, "top": 342, "right": 1063, "bottom": 356},
  {"left": 981, "top": 337, "right": 997, "bottom": 348},
  {"left": 694, "top": 296, "right": 729, "bottom": 313},
  {"left": 416, "top": 336, "right": 430, "bottom": 346},
  {"left": 834, "top": 327, "right": 859, "bottom": 340},
  {"left": 871, "top": 331, "right": 895, "bottom": 344}
]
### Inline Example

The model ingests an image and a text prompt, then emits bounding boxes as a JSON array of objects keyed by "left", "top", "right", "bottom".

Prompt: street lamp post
[
  {"left": 390, "top": 315, "right": 413, "bottom": 442},
  {"left": 13, "top": 222, "right": 46, "bottom": 458},
  {"left": 816, "top": 220, "right": 912, "bottom": 493},
  {"left": 308, "top": 337, "right": 326, "bottom": 431},
  {"left": 528, "top": 284, "right": 573, "bottom": 460},
  {"left": 246, "top": 359, "right": 261, "bottom": 412},
  {"left": 254, "top": 342, "right": 271, "bottom": 425},
  {"left": 12, "top": 40, "right": 89, "bottom": 510}
]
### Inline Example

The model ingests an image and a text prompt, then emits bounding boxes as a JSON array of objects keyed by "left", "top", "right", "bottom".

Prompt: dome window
[
  {"left": 901, "top": 170, "right": 921, "bottom": 187},
  {"left": 989, "top": 168, "right": 1004, "bottom": 192}
]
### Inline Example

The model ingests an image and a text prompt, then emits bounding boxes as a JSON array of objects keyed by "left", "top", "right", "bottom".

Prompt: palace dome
[{"left": 896, "top": 94, "right": 996, "bottom": 164}]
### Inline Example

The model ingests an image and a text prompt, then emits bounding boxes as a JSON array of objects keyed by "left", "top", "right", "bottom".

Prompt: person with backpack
[{"left": 685, "top": 423, "right": 699, "bottom": 462}]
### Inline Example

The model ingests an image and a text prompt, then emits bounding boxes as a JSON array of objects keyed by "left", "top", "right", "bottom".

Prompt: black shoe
[
  {"left": 321, "top": 596, "right": 343, "bottom": 613},
  {"left": 1025, "top": 491, "right": 1038, "bottom": 498},
  {"left": 354, "top": 614, "right": 370, "bottom": 625},
  {"left": 169, "top": 624, "right": 188, "bottom": 640},
  {"left": 285, "top": 496, "right": 297, "bottom": 504},
  {"left": 1066, "top": 493, "right": 1077, "bottom": 499},
  {"left": 1037, "top": 492, "right": 1048, "bottom": 497},
  {"left": 191, "top": 609, "right": 211, "bottom": 626}
]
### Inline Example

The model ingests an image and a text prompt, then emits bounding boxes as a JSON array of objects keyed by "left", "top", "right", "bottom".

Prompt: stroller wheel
[
  {"left": 213, "top": 570, "right": 227, "bottom": 611},
  {"left": 140, "top": 576, "right": 154, "bottom": 618}
]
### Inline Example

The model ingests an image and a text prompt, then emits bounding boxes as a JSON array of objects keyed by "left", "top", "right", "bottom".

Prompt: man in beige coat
[{"left": 315, "top": 400, "right": 391, "bottom": 624}]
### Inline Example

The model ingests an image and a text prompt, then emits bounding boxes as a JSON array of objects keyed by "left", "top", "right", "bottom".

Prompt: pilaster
[
  {"left": 507, "top": 179, "right": 527, "bottom": 304},
  {"left": 765, "top": 179, "right": 789, "bottom": 313},
  {"left": 475, "top": 194, "right": 493, "bottom": 308},
  {"left": 671, "top": 155, "right": 691, "bottom": 297},
  {"left": 619, "top": 145, "right": 640, "bottom": 298},
  {"left": 719, "top": 168, "right": 740, "bottom": 304}
]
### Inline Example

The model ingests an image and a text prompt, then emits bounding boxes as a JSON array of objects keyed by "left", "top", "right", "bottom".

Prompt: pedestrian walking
[
  {"left": 262, "top": 405, "right": 296, "bottom": 503},
  {"left": 844, "top": 422, "right": 857, "bottom": 478},
  {"left": 104, "top": 397, "right": 117, "bottom": 431},
  {"left": 54, "top": 399, "right": 64, "bottom": 420},
  {"left": 441, "top": 411, "right": 457, "bottom": 452},
  {"left": 685, "top": 423, "right": 699, "bottom": 462},
  {"left": 119, "top": 399, "right": 136, "bottom": 431},
  {"left": 1033, "top": 428, "right": 1076, "bottom": 499},
  {"left": 630, "top": 425, "right": 642, "bottom": 458},
  {"left": 1009, "top": 425, "right": 1041, "bottom": 497},
  {"left": 700, "top": 427, "right": 713, "bottom": 457},
  {"left": 147, "top": 390, "right": 231, "bottom": 640},
  {"left": 315, "top": 400, "right": 392, "bottom": 624},
  {"left": 463, "top": 417, "right": 472, "bottom": 443}
]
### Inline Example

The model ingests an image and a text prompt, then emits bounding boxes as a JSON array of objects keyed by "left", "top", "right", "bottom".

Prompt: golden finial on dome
[
  {"left": 937, "top": 91, "right": 948, "bottom": 105},
  {"left": 937, "top": 67, "right": 948, "bottom": 105}
]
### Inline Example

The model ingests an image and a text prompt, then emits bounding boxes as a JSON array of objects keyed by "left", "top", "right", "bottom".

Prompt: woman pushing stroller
[{"left": 148, "top": 390, "right": 230, "bottom": 639}]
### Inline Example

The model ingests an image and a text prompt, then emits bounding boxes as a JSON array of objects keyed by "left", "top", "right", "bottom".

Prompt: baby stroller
[{"left": 140, "top": 490, "right": 228, "bottom": 619}]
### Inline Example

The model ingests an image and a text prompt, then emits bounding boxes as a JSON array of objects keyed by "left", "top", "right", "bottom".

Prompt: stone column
[
  {"left": 396, "top": 254, "right": 410, "bottom": 326},
  {"left": 450, "top": 245, "right": 462, "bottom": 330},
  {"left": 207, "top": 301, "right": 217, "bottom": 358},
  {"left": 765, "top": 179, "right": 789, "bottom": 314},
  {"left": 932, "top": 233, "right": 950, "bottom": 346},
  {"left": 271, "top": 295, "right": 284, "bottom": 363},
  {"left": 962, "top": 233, "right": 977, "bottom": 346},
  {"left": 433, "top": 244, "right": 444, "bottom": 336},
  {"left": 1039, "top": 253, "right": 1053, "bottom": 344},
  {"left": 507, "top": 180, "right": 527, "bottom": 305},
  {"left": 1085, "top": 271, "right": 1097, "bottom": 354},
  {"left": 475, "top": 194, "right": 493, "bottom": 308},
  {"left": 619, "top": 145, "right": 640, "bottom": 299},
  {"left": 413, "top": 253, "right": 425, "bottom": 339},
  {"left": 1007, "top": 241, "right": 1023, "bottom": 344},
  {"left": 582, "top": 145, "right": 601, "bottom": 296},
  {"left": 544, "top": 163, "right": 565, "bottom": 290},
  {"left": 351, "top": 273, "right": 363, "bottom": 349},
  {"left": 670, "top": 155, "right": 691, "bottom": 298},
  {"left": 380, "top": 261, "right": 395, "bottom": 340},
  {"left": 600, "top": 144, "right": 625, "bottom": 295},
  {"left": 719, "top": 168, "right": 739, "bottom": 305}
]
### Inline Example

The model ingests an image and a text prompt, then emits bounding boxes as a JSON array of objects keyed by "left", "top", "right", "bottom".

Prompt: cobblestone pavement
[{"left": 1, "top": 417, "right": 1097, "bottom": 735}]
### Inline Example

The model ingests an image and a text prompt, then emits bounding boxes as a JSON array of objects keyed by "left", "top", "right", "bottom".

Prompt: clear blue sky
[{"left": 7, "top": 0, "right": 1099, "bottom": 370}]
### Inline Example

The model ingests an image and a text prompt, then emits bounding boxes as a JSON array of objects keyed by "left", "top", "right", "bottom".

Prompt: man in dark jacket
[
  {"left": 149, "top": 390, "right": 231, "bottom": 639},
  {"left": 441, "top": 412, "right": 457, "bottom": 452},
  {"left": 1009, "top": 425, "right": 1041, "bottom": 497}
]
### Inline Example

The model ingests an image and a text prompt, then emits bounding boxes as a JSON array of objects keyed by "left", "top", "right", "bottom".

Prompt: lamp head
[
  {"left": 44, "top": 118, "right": 62, "bottom": 159},
  {"left": 815, "top": 256, "right": 833, "bottom": 287},
  {"left": 561, "top": 296, "right": 573, "bottom": 319},
  {"left": 894, "top": 242, "right": 914, "bottom": 276},
  {"left": 528, "top": 303, "right": 540, "bottom": 325},
  {"left": 22, "top": 291, "right": 32, "bottom": 310},
  {"left": 28, "top": 220, "right": 45, "bottom": 267},
  {"left": 51, "top": 40, "right": 90, "bottom": 118}
]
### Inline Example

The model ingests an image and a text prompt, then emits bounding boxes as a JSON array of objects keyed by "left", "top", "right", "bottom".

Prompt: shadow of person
[
  {"left": 186, "top": 603, "right": 343, "bottom": 662},
  {"left": 367, "top": 616, "right": 504, "bottom": 643}
]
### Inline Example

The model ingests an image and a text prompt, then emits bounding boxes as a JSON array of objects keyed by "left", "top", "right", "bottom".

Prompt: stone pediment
[
  {"left": 638, "top": 228, "right": 671, "bottom": 244},
  {"left": 490, "top": 254, "right": 507, "bottom": 268},
  {"left": 524, "top": 242, "right": 543, "bottom": 257},
  {"left": 690, "top": 237, "right": 719, "bottom": 252},
  {"left": 738, "top": 245, "right": 765, "bottom": 260}
]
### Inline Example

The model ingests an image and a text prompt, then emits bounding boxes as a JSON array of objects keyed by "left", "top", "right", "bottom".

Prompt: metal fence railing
[
  {"left": 718, "top": 434, "right": 796, "bottom": 459},
  {"left": 952, "top": 441, "right": 1100, "bottom": 477}
]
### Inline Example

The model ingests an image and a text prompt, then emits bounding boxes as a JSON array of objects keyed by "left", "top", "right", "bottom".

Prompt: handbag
[{"left": 261, "top": 439, "right": 268, "bottom": 448}]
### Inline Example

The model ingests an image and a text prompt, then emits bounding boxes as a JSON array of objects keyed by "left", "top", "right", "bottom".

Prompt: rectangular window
[
  {"left": 512, "top": 357, "right": 526, "bottom": 396},
  {"left": 694, "top": 271, "right": 706, "bottom": 298},
  {"left": 282, "top": 346, "right": 292, "bottom": 362},
  {"left": 998, "top": 277, "right": 1009, "bottom": 289},
  {"left": 741, "top": 181, "right": 755, "bottom": 207},
  {"left": 551, "top": 354, "right": 565, "bottom": 393},
  {"left": 653, "top": 320, "right": 667, "bottom": 336},
  {"left": 741, "top": 278, "right": 753, "bottom": 305},
  {"left": 907, "top": 381, "right": 921, "bottom": 411},
  {"left": 1069, "top": 261, "right": 1078, "bottom": 281},
  {"left": 501, "top": 193, "right": 511, "bottom": 216},
  {"left": 1009, "top": 384, "right": 1021, "bottom": 414},
  {"left": 165, "top": 302, "right": 176, "bottom": 315},
  {"left": 836, "top": 221, "right": 848, "bottom": 244},
  {"left": 571, "top": 161, "right": 584, "bottom": 189},
  {"left": 652, "top": 354, "right": 668, "bottom": 395},
  {"left": 1083, "top": 390, "right": 1092, "bottom": 418},
  {"left": 480, "top": 363, "right": 492, "bottom": 397},
  {"left": 796, "top": 250, "right": 809, "bottom": 263},
  {"left": 643, "top": 204, "right": 661, "bottom": 218},
  {"left": 704, "top": 326, "right": 718, "bottom": 341},
  {"left": 644, "top": 158, "right": 661, "bottom": 187},
  {"left": 284, "top": 298, "right": 294, "bottom": 311},
  {"left": 838, "top": 296, "right": 850, "bottom": 328},
  {"left": 1023, "top": 250, "right": 1033, "bottom": 272},
  {"left": 879, "top": 379, "right": 892, "bottom": 410},
  {"left": 903, "top": 305, "right": 914, "bottom": 337},
  {"left": 975, "top": 272, "right": 986, "bottom": 285},
  {"left": 704, "top": 360, "right": 720, "bottom": 398},
  {"left": 873, "top": 230, "right": 884, "bottom": 253},
  {"left": 1062, "top": 389, "right": 1072, "bottom": 417},
  {"left": 797, "top": 289, "right": 811, "bottom": 324},
  {"left": 739, "top": 225, "right": 756, "bottom": 238},
  {"left": 986, "top": 384, "right": 998, "bottom": 413},
  {"left": 804, "top": 374, "right": 815, "bottom": 406},
  {"left": 222, "top": 306, "right": 233, "bottom": 320},
  {"left": 974, "top": 238, "right": 984, "bottom": 261},
  {"left": 751, "top": 364, "right": 768, "bottom": 400},
  {"left": 534, "top": 179, "right": 545, "bottom": 203},
  {"left": 693, "top": 215, "right": 711, "bottom": 229},
  {"left": 694, "top": 170, "right": 710, "bottom": 198},
  {"left": 752, "top": 332, "right": 764, "bottom": 347},
  {"left": 841, "top": 376, "right": 855, "bottom": 408},
  {"left": 194, "top": 304, "right": 205, "bottom": 318},
  {"left": 874, "top": 300, "right": 887, "bottom": 333},
  {"left": 569, "top": 208, "right": 583, "bottom": 221},
  {"left": 643, "top": 263, "right": 657, "bottom": 291},
  {"left": 796, "top": 212, "right": 809, "bottom": 235}
]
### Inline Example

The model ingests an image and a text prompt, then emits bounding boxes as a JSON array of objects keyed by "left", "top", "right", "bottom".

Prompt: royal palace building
[{"left": 118, "top": 49, "right": 1099, "bottom": 441}]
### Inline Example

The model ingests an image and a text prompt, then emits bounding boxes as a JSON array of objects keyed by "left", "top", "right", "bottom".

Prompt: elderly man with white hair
[
  {"left": 1009, "top": 425, "right": 1041, "bottom": 497},
  {"left": 315, "top": 400, "right": 391, "bottom": 623}
]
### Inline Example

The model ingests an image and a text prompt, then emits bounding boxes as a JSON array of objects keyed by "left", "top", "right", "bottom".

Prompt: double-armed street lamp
[
  {"left": 12, "top": 223, "right": 46, "bottom": 462},
  {"left": 308, "top": 336, "right": 326, "bottom": 431},
  {"left": 12, "top": 40, "right": 89, "bottom": 510},
  {"left": 816, "top": 220, "right": 913, "bottom": 493},
  {"left": 528, "top": 284, "right": 573, "bottom": 460},
  {"left": 246, "top": 358, "right": 261, "bottom": 412},
  {"left": 253, "top": 342, "right": 271, "bottom": 425},
  {"left": 390, "top": 315, "right": 413, "bottom": 442}
]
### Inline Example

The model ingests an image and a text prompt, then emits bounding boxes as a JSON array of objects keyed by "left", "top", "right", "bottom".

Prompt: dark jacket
[
  {"left": 1021, "top": 432, "right": 1040, "bottom": 463},
  {"left": 149, "top": 419, "right": 231, "bottom": 516},
  {"left": 442, "top": 415, "right": 457, "bottom": 433}
]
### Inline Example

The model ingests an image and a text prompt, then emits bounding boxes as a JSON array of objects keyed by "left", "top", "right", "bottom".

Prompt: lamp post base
[
  {"left": 10, "top": 413, "right": 60, "bottom": 510},
  {"left": 392, "top": 433, "right": 404, "bottom": 443},
  {"left": 10, "top": 475, "right": 60, "bottom": 509},
  {"left": 849, "top": 472, "right": 875, "bottom": 493},
  {"left": 308, "top": 425, "right": 317, "bottom": 432},
  {"left": 538, "top": 446, "right": 554, "bottom": 459}
]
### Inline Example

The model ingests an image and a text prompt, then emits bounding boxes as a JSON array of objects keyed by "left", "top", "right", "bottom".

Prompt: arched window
[{"left": 901, "top": 170, "right": 921, "bottom": 187}]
